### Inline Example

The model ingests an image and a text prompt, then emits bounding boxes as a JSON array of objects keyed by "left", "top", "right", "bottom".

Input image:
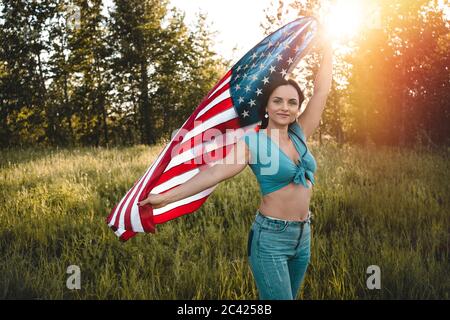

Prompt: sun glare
[{"left": 323, "top": 0, "right": 365, "bottom": 41}]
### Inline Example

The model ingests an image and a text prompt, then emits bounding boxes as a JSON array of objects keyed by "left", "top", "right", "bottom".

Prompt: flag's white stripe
[
  {"left": 294, "top": 19, "right": 312, "bottom": 36},
  {"left": 151, "top": 168, "right": 200, "bottom": 194},
  {"left": 195, "top": 89, "right": 231, "bottom": 120},
  {"left": 207, "top": 75, "right": 231, "bottom": 100},
  {"left": 110, "top": 117, "right": 189, "bottom": 231},
  {"left": 114, "top": 228, "right": 126, "bottom": 238},
  {"left": 184, "top": 106, "right": 238, "bottom": 143},
  {"left": 153, "top": 185, "right": 217, "bottom": 216},
  {"left": 129, "top": 199, "right": 145, "bottom": 232},
  {"left": 108, "top": 179, "right": 142, "bottom": 228}
]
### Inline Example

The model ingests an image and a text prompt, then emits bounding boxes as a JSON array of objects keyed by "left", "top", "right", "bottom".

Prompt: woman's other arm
[{"left": 137, "top": 139, "right": 250, "bottom": 209}]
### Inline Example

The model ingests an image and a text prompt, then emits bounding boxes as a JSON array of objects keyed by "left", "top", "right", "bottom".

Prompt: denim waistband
[{"left": 255, "top": 210, "right": 312, "bottom": 225}]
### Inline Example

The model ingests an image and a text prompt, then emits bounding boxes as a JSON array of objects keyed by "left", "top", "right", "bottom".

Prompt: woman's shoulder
[
  {"left": 238, "top": 127, "right": 266, "bottom": 157},
  {"left": 289, "top": 120, "right": 306, "bottom": 141}
]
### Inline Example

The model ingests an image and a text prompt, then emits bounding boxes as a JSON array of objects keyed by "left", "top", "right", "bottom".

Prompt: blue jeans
[{"left": 247, "top": 210, "right": 312, "bottom": 300}]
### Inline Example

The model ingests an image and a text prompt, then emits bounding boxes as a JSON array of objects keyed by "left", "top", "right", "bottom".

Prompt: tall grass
[{"left": 0, "top": 143, "right": 448, "bottom": 299}]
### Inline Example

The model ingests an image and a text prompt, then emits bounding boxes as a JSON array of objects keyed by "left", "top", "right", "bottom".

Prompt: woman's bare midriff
[{"left": 258, "top": 179, "right": 312, "bottom": 222}]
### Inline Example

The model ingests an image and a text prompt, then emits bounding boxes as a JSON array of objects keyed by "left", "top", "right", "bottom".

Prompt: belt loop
[
  {"left": 294, "top": 223, "right": 305, "bottom": 251},
  {"left": 299, "top": 223, "right": 305, "bottom": 243}
]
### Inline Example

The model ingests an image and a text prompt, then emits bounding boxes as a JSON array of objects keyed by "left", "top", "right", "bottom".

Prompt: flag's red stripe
[
  {"left": 112, "top": 176, "right": 142, "bottom": 228},
  {"left": 195, "top": 94, "right": 233, "bottom": 124},
  {"left": 138, "top": 205, "right": 156, "bottom": 233},
  {"left": 205, "top": 70, "right": 231, "bottom": 98},
  {"left": 153, "top": 196, "right": 210, "bottom": 224},
  {"left": 106, "top": 203, "right": 118, "bottom": 225},
  {"left": 202, "top": 82, "right": 231, "bottom": 108},
  {"left": 155, "top": 163, "right": 207, "bottom": 187},
  {"left": 119, "top": 230, "right": 138, "bottom": 242}
]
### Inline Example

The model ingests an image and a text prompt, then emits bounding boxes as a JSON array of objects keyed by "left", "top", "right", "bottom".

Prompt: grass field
[{"left": 0, "top": 142, "right": 448, "bottom": 299}]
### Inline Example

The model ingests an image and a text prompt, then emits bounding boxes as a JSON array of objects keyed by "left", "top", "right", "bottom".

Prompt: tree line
[
  {"left": 0, "top": 0, "right": 448, "bottom": 148},
  {"left": 0, "top": 0, "right": 227, "bottom": 148}
]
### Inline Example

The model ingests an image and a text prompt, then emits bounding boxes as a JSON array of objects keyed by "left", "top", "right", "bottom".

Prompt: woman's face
[
  {"left": 266, "top": 84, "right": 300, "bottom": 127},
  {"left": 265, "top": 84, "right": 301, "bottom": 127}
]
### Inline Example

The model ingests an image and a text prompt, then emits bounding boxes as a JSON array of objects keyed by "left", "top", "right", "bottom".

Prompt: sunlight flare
[{"left": 323, "top": 0, "right": 365, "bottom": 41}]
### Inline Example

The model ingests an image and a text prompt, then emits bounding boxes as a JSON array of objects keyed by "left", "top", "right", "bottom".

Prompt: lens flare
[{"left": 323, "top": 0, "right": 365, "bottom": 41}]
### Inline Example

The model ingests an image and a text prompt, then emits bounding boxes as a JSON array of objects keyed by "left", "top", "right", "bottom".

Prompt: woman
[{"left": 138, "top": 38, "right": 333, "bottom": 300}]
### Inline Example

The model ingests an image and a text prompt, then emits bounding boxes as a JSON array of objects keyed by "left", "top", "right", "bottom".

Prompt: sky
[
  {"left": 102, "top": 0, "right": 449, "bottom": 65},
  {"left": 102, "top": 0, "right": 273, "bottom": 63},
  {"left": 169, "top": 0, "right": 274, "bottom": 62}
]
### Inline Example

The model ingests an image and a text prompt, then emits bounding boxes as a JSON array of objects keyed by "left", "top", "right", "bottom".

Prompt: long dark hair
[{"left": 258, "top": 78, "right": 305, "bottom": 129}]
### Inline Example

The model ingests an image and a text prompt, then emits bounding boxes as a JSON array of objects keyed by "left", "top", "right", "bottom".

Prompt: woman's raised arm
[{"left": 297, "top": 35, "right": 333, "bottom": 140}]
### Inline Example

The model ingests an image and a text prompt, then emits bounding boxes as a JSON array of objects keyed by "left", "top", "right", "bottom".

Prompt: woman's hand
[{"left": 137, "top": 193, "right": 169, "bottom": 209}]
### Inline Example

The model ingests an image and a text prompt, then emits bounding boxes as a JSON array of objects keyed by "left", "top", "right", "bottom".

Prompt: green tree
[
  {"left": 108, "top": 0, "right": 168, "bottom": 145},
  {"left": 109, "top": 1, "right": 227, "bottom": 144},
  {"left": 0, "top": 0, "right": 231, "bottom": 147},
  {"left": 0, "top": 0, "right": 57, "bottom": 147},
  {"left": 66, "top": 0, "right": 110, "bottom": 146}
]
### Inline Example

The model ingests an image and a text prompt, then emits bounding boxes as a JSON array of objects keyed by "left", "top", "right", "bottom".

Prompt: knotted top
[
  {"left": 240, "top": 121, "right": 317, "bottom": 195},
  {"left": 293, "top": 157, "right": 315, "bottom": 188}
]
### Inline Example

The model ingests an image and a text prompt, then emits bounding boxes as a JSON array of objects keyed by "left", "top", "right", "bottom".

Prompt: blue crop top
[{"left": 240, "top": 121, "right": 317, "bottom": 196}]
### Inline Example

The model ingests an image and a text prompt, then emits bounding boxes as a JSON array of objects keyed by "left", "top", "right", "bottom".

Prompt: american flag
[{"left": 106, "top": 16, "right": 318, "bottom": 241}]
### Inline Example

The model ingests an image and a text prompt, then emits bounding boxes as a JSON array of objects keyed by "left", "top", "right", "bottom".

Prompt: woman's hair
[{"left": 258, "top": 78, "right": 305, "bottom": 129}]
